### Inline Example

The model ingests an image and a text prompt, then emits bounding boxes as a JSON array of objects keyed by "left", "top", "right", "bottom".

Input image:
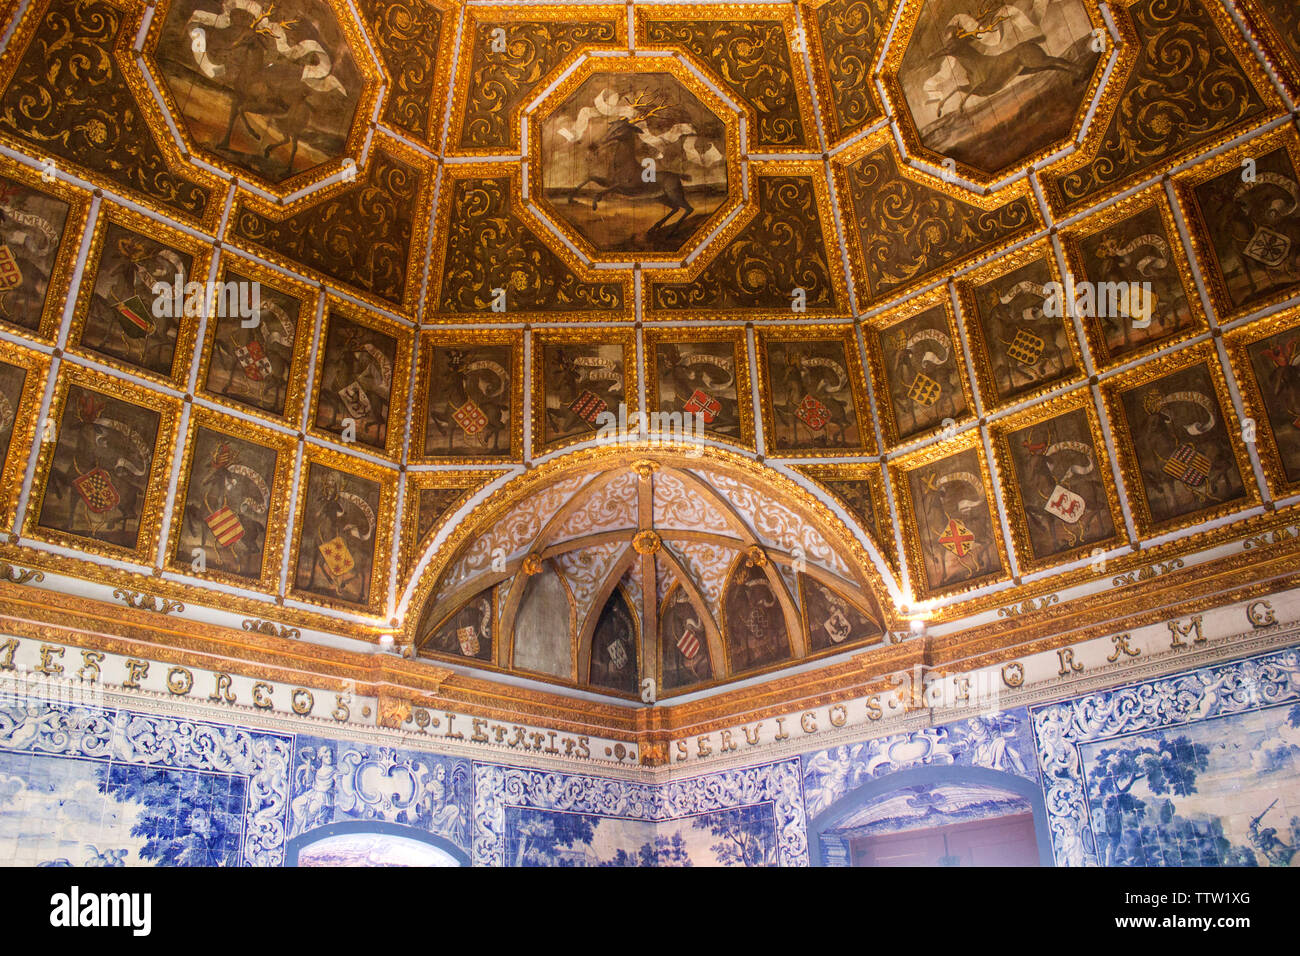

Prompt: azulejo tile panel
[{"left": 1031, "top": 645, "right": 1300, "bottom": 867}]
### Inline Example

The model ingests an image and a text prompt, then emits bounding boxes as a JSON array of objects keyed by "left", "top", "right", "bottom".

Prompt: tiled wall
[{"left": 1, "top": 643, "right": 1297, "bottom": 866}]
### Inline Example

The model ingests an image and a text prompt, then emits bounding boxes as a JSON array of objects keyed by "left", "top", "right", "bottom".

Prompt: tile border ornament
[{"left": 472, "top": 756, "right": 807, "bottom": 865}]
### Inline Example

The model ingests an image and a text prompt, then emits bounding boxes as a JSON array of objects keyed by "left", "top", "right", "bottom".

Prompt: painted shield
[
  {"left": 1163, "top": 443, "right": 1211, "bottom": 489},
  {"left": 456, "top": 625, "right": 480, "bottom": 656},
  {"left": 205, "top": 505, "right": 245, "bottom": 547},
  {"left": 115, "top": 295, "right": 153, "bottom": 338},
  {"left": 796, "top": 394, "right": 830, "bottom": 431},
  {"left": 1044, "top": 484, "right": 1086, "bottom": 524},
  {"left": 607, "top": 638, "right": 629, "bottom": 671},
  {"left": 73, "top": 468, "right": 120, "bottom": 514},
  {"left": 452, "top": 400, "right": 488, "bottom": 437},
  {"left": 318, "top": 534, "right": 356, "bottom": 581},
  {"left": 1006, "top": 328, "right": 1045, "bottom": 366},
  {"left": 676, "top": 626, "right": 701, "bottom": 660},
  {"left": 0, "top": 245, "right": 23, "bottom": 292},
  {"left": 338, "top": 381, "right": 372, "bottom": 420},
  {"left": 235, "top": 341, "right": 272, "bottom": 382},
  {"left": 938, "top": 518, "right": 975, "bottom": 558},
  {"left": 1242, "top": 227, "right": 1292, "bottom": 268},
  {"left": 683, "top": 388, "right": 721, "bottom": 424},
  {"left": 824, "top": 607, "right": 852, "bottom": 644},
  {"left": 569, "top": 389, "right": 607, "bottom": 425},
  {"left": 907, "top": 372, "right": 941, "bottom": 406}
]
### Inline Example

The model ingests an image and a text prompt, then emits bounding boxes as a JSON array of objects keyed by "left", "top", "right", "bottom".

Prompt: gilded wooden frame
[
  {"left": 880, "top": 0, "right": 1111, "bottom": 188},
  {"left": 137, "top": 0, "right": 383, "bottom": 199},
  {"left": 304, "top": 293, "right": 413, "bottom": 462},
  {"left": 1172, "top": 124, "right": 1300, "bottom": 326},
  {"left": 956, "top": 239, "right": 1088, "bottom": 412},
  {"left": 1225, "top": 306, "right": 1300, "bottom": 499},
  {"left": 642, "top": 325, "right": 755, "bottom": 452},
  {"left": 193, "top": 252, "right": 319, "bottom": 427},
  {"left": 23, "top": 361, "right": 181, "bottom": 564},
  {"left": 525, "top": 53, "right": 745, "bottom": 268},
  {"left": 754, "top": 322, "right": 874, "bottom": 458},
  {"left": 66, "top": 200, "right": 213, "bottom": 388},
  {"left": 1058, "top": 181, "right": 1208, "bottom": 372},
  {"left": 889, "top": 430, "right": 1012, "bottom": 601},
  {"left": 286, "top": 442, "right": 396, "bottom": 616},
  {"left": 398, "top": 468, "right": 512, "bottom": 583},
  {"left": 0, "top": 153, "right": 92, "bottom": 343},
  {"left": 1101, "top": 341, "right": 1263, "bottom": 538},
  {"left": 862, "top": 284, "right": 978, "bottom": 450},
  {"left": 529, "top": 327, "right": 639, "bottom": 456},
  {"left": 0, "top": 341, "right": 50, "bottom": 533},
  {"left": 988, "top": 384, "right": 1127, "bottom": 574},
  {"left": 163, "top": 404, "right": 297, "bottom": 592},
  {"left": 410, "top": 328, "right": 524, "bottom": 465}
]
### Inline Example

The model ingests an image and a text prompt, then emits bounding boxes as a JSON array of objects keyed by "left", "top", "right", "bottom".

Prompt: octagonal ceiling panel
[
  {"left": 886, "top": 0, "right": 1107, "bottom": 181},
  {"left": 531, "top": 60, "right": 740, "bottom": 262},
  {"left": 146, "top": 0, "right": 375, "bottom": 189}
]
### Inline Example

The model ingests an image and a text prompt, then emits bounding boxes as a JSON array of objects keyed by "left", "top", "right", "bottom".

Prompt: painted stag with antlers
[
  {"left": 566, "top": 92, "right": 695, "bottom": 236},
  {"left": 932, "top": 2, "right": 1082, "bottom": 119}
]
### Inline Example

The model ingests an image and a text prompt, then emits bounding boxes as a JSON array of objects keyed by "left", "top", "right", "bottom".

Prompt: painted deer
[
  {"left": 566, "top": 93, "right": 695, "bottom": 235},
  {"left": 932, "top": 5, "right": 1080, "bottom": 118},
  {"left": 200, "top": 3, "right": 348, "bottom": 173}
]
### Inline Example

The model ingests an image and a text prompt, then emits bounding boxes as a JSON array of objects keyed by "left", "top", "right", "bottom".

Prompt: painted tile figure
[
  {"left": 1243, "top": 325, "right": 1300, "bottom": 486},
  {"left": 202, "top": 272, "right": 303, "bottom": 417},
  {"left": 0, "top": 360, "right": 28, "bottom": 467},
  {"left": 1071, "top": 203, "right": 1198, "bottom": 365},
  {"left": 906, "top": 448, "right": 1002, "bottom": 592},
  {"left": 1003, "top": 407, "right": 1115, "bottom": 561},
  {"left": 541, "top": 72, "right": 728, "bottom": 253},
  {"left": 653, "top": 340, "right": 741, "bottom": 442},
  {"left": 36, "top": 385, "right": 161, "bottom": 550},
  {"left": 966, "top": 256, "right": 1076, "bottom": 402},
  {"left": 764, "top": 338, "right": 863, "bottom": 451},
  {"left": 78, "top": 222, "right": 195, "bottom": 378},
  {"left": 424, "top": 344, "right": 512, "bottom": 457},
  {"left": 314, "top": 312, "right": 396, "bottom": 451},
  {"left": 153, "top": 0, "right": 364, "bottom": 183},
  {"left": 1115, "top": 363, "right": 1246, "bottom": 528},
  {"left": 173, "top": 426, "right": 279, "bottom": 581},
  {"left": 419, "top": 590, "right": 494, "bottom": 663},
  {"left": 724, "top": 561, "right": 791, "bottom": 673},
  {"left": 589, "top": 589, "right": 637, "bottom": 695},
  {"left": 876, "top": 306, "right": 967, "bottom": 443},
  {"left": 0, "top": 175, "right": 70, "bottom": 333},
  {"left": 660, "top": 586, "right": 713, "bottom": 691},
  {"left": 289, "top": 738, "right": 471, "bottom": 850},
  {"left": 896, "top": 0, "right": 1100, "bottom": 175},
  {"left": 1187, "top": 145, "right": 1300, "bottom": 316},
  {"left": 541, "top": 341, "right": 626, "bottom": 447},
  {"left": 292, "top": 462, "right": 380, "bottom": 605},
  {"left": 801, "top": 576, "right": 882, "bottom": 653}
]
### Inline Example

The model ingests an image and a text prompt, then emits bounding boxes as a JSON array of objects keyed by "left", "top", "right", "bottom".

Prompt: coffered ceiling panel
[{"left": 0, "top": 0, "right": 1297, "bottom": 707}]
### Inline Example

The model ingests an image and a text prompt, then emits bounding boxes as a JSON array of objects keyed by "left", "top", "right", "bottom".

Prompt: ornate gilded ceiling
[{"left": 0, "top": 0, "right": 1299, "bottom": 708}]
